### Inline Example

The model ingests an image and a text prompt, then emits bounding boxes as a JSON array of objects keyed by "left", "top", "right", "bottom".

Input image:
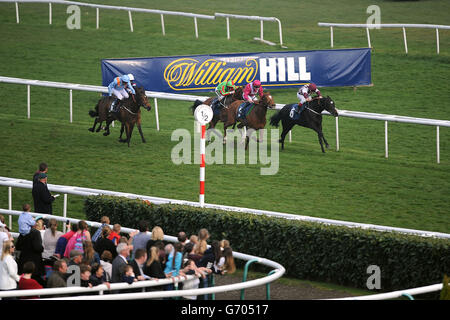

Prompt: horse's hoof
[
  {"left": 142, "top": 140, "right": 146, "bottom": 143},
  {"left": 88, "top": 128, "right": 94, "bottom": 132},
  {"left": 103, "top": 132, "right": 110, "bottom": 136}
]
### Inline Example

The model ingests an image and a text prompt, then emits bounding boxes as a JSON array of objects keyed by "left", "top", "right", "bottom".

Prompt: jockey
[
  {"left": 212, "top": 80, "right": 236, "bottom": 110},
  {"left": 237, "top": 80, "right": 263, "bottom": 125},
  {"left": 297, "top": 82, "right": 322, "bottom": 108},
  {"left": 107, "top": 74, "right": 136, "bottom": 113}
]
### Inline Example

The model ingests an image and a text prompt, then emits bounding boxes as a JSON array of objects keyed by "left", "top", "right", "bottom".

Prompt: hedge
[{"left": 84, "top": 195, "right": 450, "bottom": 292}]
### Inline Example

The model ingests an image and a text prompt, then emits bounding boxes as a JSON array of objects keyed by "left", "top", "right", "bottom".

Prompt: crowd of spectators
[{"left": 0, "top": 211, "right": 236, "bottom": 300}]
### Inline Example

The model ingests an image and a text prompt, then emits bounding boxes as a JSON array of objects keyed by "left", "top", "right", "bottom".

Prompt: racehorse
[
  {"left": 269, "top": 96, "right": 338, "bottom": 152},
  {"left": 88, "top": 87, "right": 151, "bottom": 147},
  {"left": 190, "top": 87, "right": 243, "bottom": 141},
  {"left": 226, "top": 92, "right": 276, "bottom": 149}
]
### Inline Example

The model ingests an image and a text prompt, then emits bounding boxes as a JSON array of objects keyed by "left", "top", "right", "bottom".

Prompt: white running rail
[
  {"left": 1, "top": 176, "right": 449, "bottom": 240},
  {"left": 318, "top": 22, "right": 450, "bottom": 54},
  {"left": 1, "top": 75, "right": 449, "bottom": 163}
]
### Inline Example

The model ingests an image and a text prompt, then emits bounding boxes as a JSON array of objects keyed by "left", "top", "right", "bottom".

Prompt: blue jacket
[
  {"left": 107, "top": 75, "right": 135, "bottom": 96},
  {"left": 164, "top": 252, "right": 183, "bottom": 277}
]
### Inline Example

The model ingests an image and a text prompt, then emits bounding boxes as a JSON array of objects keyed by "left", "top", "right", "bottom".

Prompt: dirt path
[{"left": 210, "top": 274, "right": 356, "bottom": 300}]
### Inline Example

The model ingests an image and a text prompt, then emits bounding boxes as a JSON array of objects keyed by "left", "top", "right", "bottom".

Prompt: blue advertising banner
[{"left": 101, "top": 48, "right": 371, "bottom": 93}]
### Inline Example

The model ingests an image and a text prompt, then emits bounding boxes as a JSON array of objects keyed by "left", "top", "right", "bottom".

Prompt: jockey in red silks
[
  {"left": 237, "top": 80, "right": 264, "bottom": 125},
  {"left": 297, "top": 83, "right": 322, "bottom": 107}
]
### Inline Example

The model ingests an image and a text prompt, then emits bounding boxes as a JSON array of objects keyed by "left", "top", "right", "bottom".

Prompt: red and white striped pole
[
  {"left": 194, "top": 104, "right": 213, "bottom": 207},
  {"left": 199, "top": 124, "right": 206, "bottom": 206}
]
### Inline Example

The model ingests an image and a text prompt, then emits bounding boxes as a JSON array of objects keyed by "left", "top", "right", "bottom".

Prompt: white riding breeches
[{"left": 112, "top": 88, "right": 129, "bottom": 100}]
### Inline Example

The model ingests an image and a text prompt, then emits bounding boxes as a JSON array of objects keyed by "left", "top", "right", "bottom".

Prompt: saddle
[
  {"left": 289, "top": 103, "right": 306, "bottom": 120},
  {"left": 237, "top": 102, "right": 254, "bottom": 120}
]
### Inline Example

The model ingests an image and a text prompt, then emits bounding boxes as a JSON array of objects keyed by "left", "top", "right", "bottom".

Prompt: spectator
[
  {"left": 164, "top": 242, "right": 183, "bottom": 277},
  {"left": 68, "top": 250, "right": 83, "bottom": 268},
  {"left": 0, "top": 240, "right": 20, "bottom": 293},
  {"left": 143, "top": 246, "right": 166, "bottom": 280},
  {"left": 146, "top": 226, "right": 165, "bottom": 252},
  {"left": 0, "top": 221, "right": 12, "bottom": 249},
  {"left": 94, "top": 226, "right": 117, "bottom": 259},
  {"left": 32, "top": 162, "right": 48, "bottom": 185},
  {"left": 91, "top": 216, "right": 110, "bottom": 243},
  {"left": 35, "top": 217, "right": 46, "bottom": 240},
  {"left": 18, "top": 261, "right": 43, "bottom": 299},
  {"left": 179, "top": 259, "right": 212, "bottom": 300},
  {"left": 18, "top": 203, "right": 35, "bottom": 236},
  {"left": 129, "top": 248, "right": 148, "bottom": 281},
  {"left": 31, "top": 172, "right": 56, "bottom": 214},
  {"left": 189, "top": 234, "right": 198, "bottom": 247},
  {"left": 42, "top": 218, "right": 63, "bottom": 263},
  {"left": 83, "top": 240, "right": 100, "bottom": 266},
  {"left": 131, "top": 221, "right": 151, "bottom": 257},
  {"left": 194, "top": 228, "right": 210, "bottom": 256},
  {"left": 111, "top": 243, "right": 130, "bottom": 283},
  {"left": 64, "top": 220, "right": 91, "bottom": 258},
  {"left": 220, "top": 239, "right": 230, "bottom": 251},
  {"left": 122, "top": 265, "right": 137, "bottom": 284},
  {"left": 0, "top": 215, "right": 10, "bottom": 232},
  {"left": 108, "top": 224, "right": 121, "bottom": 246},
  {"left": 46, "top": 259, "right": 67, "bottom": 289},
  {"left": 177, "top": 231, "right": 188, "bottom": 247},
  {"left": 183, "top": 242, "right": 202, "bottom": 266},
  {"left": 54, "top": 222, "right": 78, "bottom": 259},
  {"left": 100, "top": 250, "right": 113, "bottom": 282},
  {"left": 199, "top": 240, "right": 221, "bottom": 270},
  {"left": 80, "top": 264, "right": 92, "bottom": 288},
  {"left": 15, "top": 224, "right": 44, "bottom": 284},
  {"left": 89, "top": 263, "right": 110, "bottom": 288},
  {"left": 215, "top": 246, "right": 236, "bottom": 275},
  {"left": 153, "top": 240, "right": 168, "bottom": 270}
]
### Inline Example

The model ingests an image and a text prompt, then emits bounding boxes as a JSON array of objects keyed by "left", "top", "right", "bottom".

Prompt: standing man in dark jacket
[
  {"left": 32, "top": 162, "right": 48, "bottom": 185},
  {"left": 32, "top": 172, "right": 56, "bottom": 215},
  {"left": 16, "top": 225, "right": 44, "bottom": 285}
]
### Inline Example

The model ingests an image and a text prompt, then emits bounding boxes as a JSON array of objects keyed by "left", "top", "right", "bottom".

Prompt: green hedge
[{"left": 84, "top": 196, "right": 450, "bottom": 292}]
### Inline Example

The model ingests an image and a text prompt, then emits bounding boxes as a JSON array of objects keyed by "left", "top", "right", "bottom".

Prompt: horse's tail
[
  {"left": 270, "top": 110, "right": 283, "bottom": 127},
  {"left": 190, "top": 99, "right": 203, "bottom": 115}
]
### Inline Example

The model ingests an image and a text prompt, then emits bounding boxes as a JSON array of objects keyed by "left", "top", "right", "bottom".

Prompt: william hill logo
[
  {"left": 163, "top": 58, "right": 258, "bottom": 91},
  {"left": 163, "top": 56, "right": 311, "bottom": 91}
]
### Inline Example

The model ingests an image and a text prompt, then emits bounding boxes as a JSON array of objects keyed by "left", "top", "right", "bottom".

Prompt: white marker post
[{"left": 194, "top": 104, "right": 213, "bottom": 207}]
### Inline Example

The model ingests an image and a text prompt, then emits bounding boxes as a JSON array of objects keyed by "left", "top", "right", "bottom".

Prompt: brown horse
[
  {"left": 88, "top": 87, "right": 151, "bottom": 147},
  {"left": 226, "top": 92, "right": 276, "bottom": 149},
  {"left": 190, "top": 87, "right": 243, "bottom": 141}
]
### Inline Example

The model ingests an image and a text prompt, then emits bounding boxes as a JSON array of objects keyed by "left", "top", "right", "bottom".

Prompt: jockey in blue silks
[{"left": 107, "top": 74, "right": 136, "bottom": 113}]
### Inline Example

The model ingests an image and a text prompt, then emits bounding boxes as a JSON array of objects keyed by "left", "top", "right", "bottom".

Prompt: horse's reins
[{"left": 305, "top": 98, "right": 322, "bottom": 115}]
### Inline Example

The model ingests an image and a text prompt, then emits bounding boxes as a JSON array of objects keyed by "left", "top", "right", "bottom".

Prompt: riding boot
[{"left": 110, "top": 98, "right": 118, "bottom": 113}]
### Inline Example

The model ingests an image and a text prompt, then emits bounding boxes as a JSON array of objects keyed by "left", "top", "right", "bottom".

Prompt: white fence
[
  {"left": 1, "top": 75, "right": 449, "bottom": 163},
  {"left": 215, "top": 12, "right": 284, "bottom": 47},
  {"left": 0, "top": 0, "right": 284, "bottom": 45},
  {"left": 1, "top": 176, "right": 449, "bottom": 240},
  {"left": 318, "top": 22, "right": 450, "bottom": 54},
  {"left": 0, "top": 210, "right": 285, "bottom": 300}
]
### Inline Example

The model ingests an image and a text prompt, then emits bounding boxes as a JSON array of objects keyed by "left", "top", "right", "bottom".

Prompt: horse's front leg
[
  {"left": 137, "top": 124, "right": 146, "bottom": 143},
  {"left": 317, "top": 131, "right": 326, "bottom": 153},
  {"left": 103, "top": 119, "right": 112, "bottom": 136},
  {"left": 89, "top": 118, "right": 98, "bottom": 132},
  {"left": 119, "top": 123, "right": 126, "bottom": 142},
  {"left": 127, "top": 123, "right": 136, "bottom": 147}
]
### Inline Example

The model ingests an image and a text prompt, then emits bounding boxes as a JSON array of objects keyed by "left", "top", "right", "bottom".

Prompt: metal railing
[
  {"left": 0, "top": 1, "right": 285, "bottom": 46},
  {"left": 318, "top": 22, "right": 450, "bottom": 54},
  {"left": 0, "top": 210, "right": 285, "bottom": 300},
  {"left": 215, "top": 12, "right": 284, "bottom": 47},
  {"left": 1, "top": 176, "right": 449, "bottom": 240},
  {"left": 1, "top": 0, "right": 215, "bottom": 37},
  {"left": 1, "top": 75, "right": 449, "bottom": 163}
]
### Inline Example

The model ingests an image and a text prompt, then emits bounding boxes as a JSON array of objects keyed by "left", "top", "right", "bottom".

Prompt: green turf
[{"left": 0, "top": 0, "right": 449, "bottom": 235}]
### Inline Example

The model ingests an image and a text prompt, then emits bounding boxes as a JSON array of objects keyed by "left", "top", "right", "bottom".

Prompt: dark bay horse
[
  {"left": 270, "top": 96, "right": 338, "bottom": 152},
  {"left": 227, "top": 92, "right": 276, "bottom": 149},
  {"left": 88, "top": 87, "right": 151, "bottom": 147},
  {"left": 190, "top": 87, "right": 243, "bottom": 141}
]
